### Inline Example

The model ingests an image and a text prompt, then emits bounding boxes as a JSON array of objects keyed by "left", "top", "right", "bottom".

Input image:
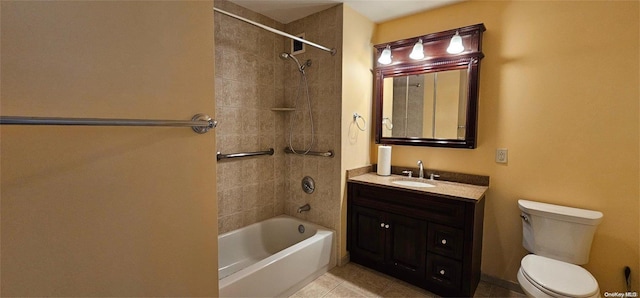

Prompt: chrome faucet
[
  {"left": 417, "top": 160, "right": 424, "bottom": 179},
  {"left": 297, "top": 203, "right": 310, "bottom": 213}
]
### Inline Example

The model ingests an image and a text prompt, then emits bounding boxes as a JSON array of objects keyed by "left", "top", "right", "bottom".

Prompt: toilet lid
[{"left": 521, "top": 255, "right": 599, "bottom": 297}]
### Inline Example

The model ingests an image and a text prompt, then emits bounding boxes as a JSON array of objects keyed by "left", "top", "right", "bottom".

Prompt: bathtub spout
[{"left": 297, "top": 204, "right": 310, "bottom": 213}]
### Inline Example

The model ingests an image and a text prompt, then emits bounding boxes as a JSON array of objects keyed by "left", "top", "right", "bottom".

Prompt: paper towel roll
[{"left": 377, "top": 145, "right": 392, "bottom": 176}]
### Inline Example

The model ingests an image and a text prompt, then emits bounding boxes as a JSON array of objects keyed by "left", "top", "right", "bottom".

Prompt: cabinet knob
[
  {"left": 441, "top": 239, "right": 447, "bottom": 245},
  {"left": 380, "top": 223, "right": 385, "bottom": 227},
  {"left": 385, "top": 224, "right": 389, "bottom": 229},
  {"left": 439, "top": 269, "right": 446, "bottom": 275}
]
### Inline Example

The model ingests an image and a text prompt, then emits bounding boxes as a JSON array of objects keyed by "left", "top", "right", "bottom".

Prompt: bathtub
[{"left": 218, "top": 215, "right": 334, "bottom": 297}]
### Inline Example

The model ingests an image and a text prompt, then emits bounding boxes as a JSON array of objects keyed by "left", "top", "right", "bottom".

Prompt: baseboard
[
  {"left": 341, "top": 253, "right": 521, "bottom": 294},
  {"left": 481, "top": 273, "right": 524, "bottom": 294},
  {"left": 339, "top": 253, "right": 350, "bottom": 267}
]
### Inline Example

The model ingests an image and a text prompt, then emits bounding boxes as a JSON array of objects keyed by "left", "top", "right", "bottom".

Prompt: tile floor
[{"left": 290, "top": 263, "right": 525, "bottom": 298}]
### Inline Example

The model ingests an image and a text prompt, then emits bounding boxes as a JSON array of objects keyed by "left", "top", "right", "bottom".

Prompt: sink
[{"left": 392, "top": 180, "right": 436, "bottom": 188}]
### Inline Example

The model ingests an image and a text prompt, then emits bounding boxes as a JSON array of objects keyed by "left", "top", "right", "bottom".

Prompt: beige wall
[
  {"left": 372, "top": 0, "right": 639, "bottom": 292},
  {"left": 340, "top": 4, "right": 375, "bottom": 262},
  {"left": 434, "top": 70, "right": 461, "bottom": 139},
  {"left": 382, "top": 78, "right": 394, "bottom": 137},
  {"left": 1, "top": 1, "right": 218, "bottom": 296},
  {"left": 423, "top": 74, "right": 435, "bottom": 138}
]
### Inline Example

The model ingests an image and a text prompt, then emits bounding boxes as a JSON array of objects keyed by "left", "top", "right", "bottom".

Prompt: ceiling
[{"left": 227, "top": 0, "right": 463, "bottom": 24}]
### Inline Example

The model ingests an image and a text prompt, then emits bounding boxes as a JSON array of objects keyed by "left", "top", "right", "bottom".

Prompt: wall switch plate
[{"left": 496, "top": 148, "right": 508, "bottom": 163}]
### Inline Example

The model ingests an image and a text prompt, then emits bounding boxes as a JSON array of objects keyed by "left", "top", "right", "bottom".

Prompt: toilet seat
[{"left": 521, "top": 255, "right": 599, "bottom": 297}]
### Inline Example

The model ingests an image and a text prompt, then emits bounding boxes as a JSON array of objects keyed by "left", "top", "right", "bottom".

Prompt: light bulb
[
  {"left": 409, "top": 39, "right": 424, "bottom": 60},
  {"left": 378, "top": 45, "right": 392, "bottom": 65},
  {"left": 446, "top": 31, "right": 464, "bottom": 54}
]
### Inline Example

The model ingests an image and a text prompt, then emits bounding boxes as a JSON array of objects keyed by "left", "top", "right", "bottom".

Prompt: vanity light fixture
[
  {"left": 378, "top": 45, "right": 392, "bottom": 65},
  {"left": 409, "top": 38, "right": 424, "bottom": 60},
  {"left": 446, "top": 31, "right": 464, "bottom": 54}
]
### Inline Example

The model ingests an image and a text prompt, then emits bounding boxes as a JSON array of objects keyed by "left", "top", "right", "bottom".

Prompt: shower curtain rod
[{"left": 213, "top": 7, "right": 337, "bottom": 56}]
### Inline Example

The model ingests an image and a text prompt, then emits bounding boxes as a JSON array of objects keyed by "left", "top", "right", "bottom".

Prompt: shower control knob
[{"left": 301, "top": 176, "right": 315, "bottom": 194}]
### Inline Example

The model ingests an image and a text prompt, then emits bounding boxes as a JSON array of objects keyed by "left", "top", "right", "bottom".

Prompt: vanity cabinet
[
  {"left": 350, "top": 205, "right": 427, "bottom": 283},
  {"left": 347, "top": 181, "right": 485, "bottom": 297}
]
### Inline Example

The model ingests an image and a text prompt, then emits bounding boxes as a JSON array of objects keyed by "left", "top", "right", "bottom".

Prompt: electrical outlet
[{"left": 496, "top": 148, "right": 508, "bottom": 164}]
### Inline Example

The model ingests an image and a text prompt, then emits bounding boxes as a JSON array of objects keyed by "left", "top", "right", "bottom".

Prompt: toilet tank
[{"left": 519, "top": 199, "right": 603, "bottom": 265}]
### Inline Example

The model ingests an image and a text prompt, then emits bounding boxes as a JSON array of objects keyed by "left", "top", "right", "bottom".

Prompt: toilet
[{"left": 517, "top": 199, "right": 603, "bottom": 298}]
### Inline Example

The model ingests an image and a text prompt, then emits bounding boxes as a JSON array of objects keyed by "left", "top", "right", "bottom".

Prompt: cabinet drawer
[
  {"left": 426, "top": 253, "right": 462, "bottom": 291},
  {"left": 351, "top": 184, "right": 465, "bottom": 227},
  {"left": 427, "top": 224, "right": 464, "bottom": 260}
]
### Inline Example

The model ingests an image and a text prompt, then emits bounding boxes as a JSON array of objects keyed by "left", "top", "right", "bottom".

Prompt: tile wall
[
  {"left": 214, "top": 0, "right": 343, "bottom": 238},
  {"left": 282, "top": 7, "right": 343, "bottom": 232},
  {"left": 214, "top": 0, "right": 286, "bottom": 233}
]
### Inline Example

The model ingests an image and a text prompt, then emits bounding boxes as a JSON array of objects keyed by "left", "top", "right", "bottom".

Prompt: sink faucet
[
  {"left": 417, "top": 160, "right": 424, "bottom": 179},
  {"left": 297, "top": 204, "right": 310, "bottom": 213}
]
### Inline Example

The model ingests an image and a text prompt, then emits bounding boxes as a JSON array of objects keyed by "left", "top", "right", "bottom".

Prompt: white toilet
[{"left": 517, "top": 199, "right": 603, "bottom": 298}]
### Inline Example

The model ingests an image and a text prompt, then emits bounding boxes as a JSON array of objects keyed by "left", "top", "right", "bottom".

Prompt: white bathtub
[{"left": 218, "top": 215, "right": 334, "bottom": 297}]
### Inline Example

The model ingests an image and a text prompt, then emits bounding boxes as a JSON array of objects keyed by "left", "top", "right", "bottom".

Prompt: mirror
[
  {"left": 375, "top": 24, "right": 485, "bottom": 148},
  {"left": 382, "top": 69, "right": 469, "bottom": 139}
]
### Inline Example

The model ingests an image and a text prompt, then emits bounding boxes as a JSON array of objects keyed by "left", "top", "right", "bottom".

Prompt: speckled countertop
[{"left": 348, "top": 172, "right": 488, "bottom": 202}]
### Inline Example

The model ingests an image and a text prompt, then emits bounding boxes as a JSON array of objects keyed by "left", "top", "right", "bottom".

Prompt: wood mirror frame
[{"left": 374, "top": 24, "right": 486, "bottom": 149}]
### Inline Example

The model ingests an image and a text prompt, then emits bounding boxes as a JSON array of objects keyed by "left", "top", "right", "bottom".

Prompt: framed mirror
[{"left": 375, "top": 24, "right": 485, "bottom": 148}]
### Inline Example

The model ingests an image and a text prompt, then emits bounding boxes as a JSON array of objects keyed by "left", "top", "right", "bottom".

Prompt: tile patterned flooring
[{"left": 290, "top": 263, "right": 525, "bottom": 298}]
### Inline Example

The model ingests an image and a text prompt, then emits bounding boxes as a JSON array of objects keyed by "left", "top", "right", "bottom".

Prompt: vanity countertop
[{"left": 348, "top": 172, "right": 488, "bottom": 202}]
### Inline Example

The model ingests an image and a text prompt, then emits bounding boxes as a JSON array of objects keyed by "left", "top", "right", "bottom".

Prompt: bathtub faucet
[{"left": 297, "top": 204, "right": 311, "bottom": 213}]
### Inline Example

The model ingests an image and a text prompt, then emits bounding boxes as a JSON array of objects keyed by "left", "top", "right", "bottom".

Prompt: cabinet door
[
  {"left": 350, "top": 205, "right": 386, "bottom": 264},
  {"left": 385, "top": 213, "right": 427, "bottom": 281}
]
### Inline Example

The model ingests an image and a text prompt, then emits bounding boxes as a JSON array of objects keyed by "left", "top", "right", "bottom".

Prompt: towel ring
[
  {"left": 382, "top": 117, "right": 393, "bottom": 130},
  {"left": 353, "top": 113, "right": 366, "bottom": 131}
]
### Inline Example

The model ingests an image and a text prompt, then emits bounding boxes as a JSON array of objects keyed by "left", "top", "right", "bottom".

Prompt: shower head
[
  {"left": 280, "top": 52, "right": 310, "bottom": 73},
  {"left": 280, "top": 52, "right": 303, "bottom": 72}
]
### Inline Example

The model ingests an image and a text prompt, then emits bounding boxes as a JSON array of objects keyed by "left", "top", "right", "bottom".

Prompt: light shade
[
  {"left": 378, "top": 45, "right": 392, "bottom": 65},
  {"left": 446, "top": 31, "right": 464, "bottom": 54},
  {"left": 409, "top": 39, "right": 424, "bottom": 60}
]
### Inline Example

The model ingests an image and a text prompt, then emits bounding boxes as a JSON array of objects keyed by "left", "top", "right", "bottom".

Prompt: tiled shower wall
[
  {"left": 282, "top": 8, "right": 342, "bottom": 233},
  {"left": 214, "top": 1, "right": 287, "bottom": 233},
  {"left": 214, "top": 0, "right": 343, "bottom": 236}
]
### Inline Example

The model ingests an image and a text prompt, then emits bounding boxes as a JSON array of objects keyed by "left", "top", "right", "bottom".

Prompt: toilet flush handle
[{"left": 520, "top": 213, "right": 529, "bottom": 223}]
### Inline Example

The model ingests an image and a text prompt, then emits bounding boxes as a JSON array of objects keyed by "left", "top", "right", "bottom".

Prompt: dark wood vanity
[{"left": 347, "top": 173, "right": 486, "bottom": 297}]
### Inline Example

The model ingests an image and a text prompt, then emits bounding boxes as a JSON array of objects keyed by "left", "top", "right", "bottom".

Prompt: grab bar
[
  {"left": 0, "top": 114, "right": 216, "bottom": 134},
  {"left": 284, "top": 147, "right": 334, "bottom": 158},
  {"left": 217, "top": 148, "right": 274, "bottom": 161}
]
